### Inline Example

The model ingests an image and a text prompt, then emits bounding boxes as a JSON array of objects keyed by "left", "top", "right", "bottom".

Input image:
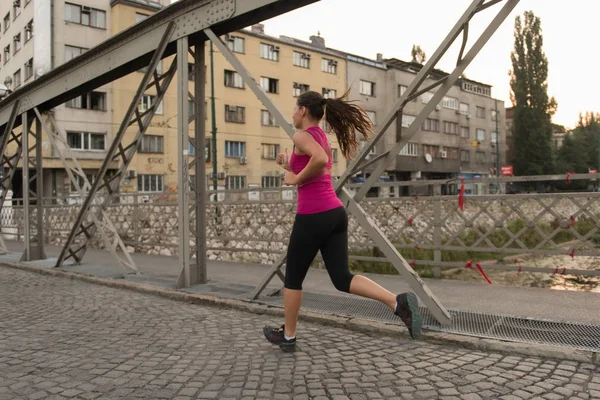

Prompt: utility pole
[{"left": 210, "top": 42, "right": 217, "bottom": 192}]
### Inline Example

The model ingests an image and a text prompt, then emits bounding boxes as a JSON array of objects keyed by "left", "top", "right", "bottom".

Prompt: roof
[{"left": 110, "top": 0, "right": 164, "bottom": 12}]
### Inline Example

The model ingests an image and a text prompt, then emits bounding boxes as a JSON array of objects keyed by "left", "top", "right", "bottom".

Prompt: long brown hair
[{"left": 296, "top": 89, "right": 372, "bottom": 159}]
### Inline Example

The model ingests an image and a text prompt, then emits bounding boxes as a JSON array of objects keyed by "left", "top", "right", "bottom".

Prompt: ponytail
[{"left": 296, "top": 89, "right": 373, "bottom": 160}]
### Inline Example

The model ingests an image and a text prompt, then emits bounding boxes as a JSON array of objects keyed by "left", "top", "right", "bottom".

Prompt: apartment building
[{"left": 345, "top": 53, "right": 506, "bottom": 195}]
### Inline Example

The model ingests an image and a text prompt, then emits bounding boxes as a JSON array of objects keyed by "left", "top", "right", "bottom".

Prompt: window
[
  {"left": 225, "top": 141, "right": 245, "bottom": 158},
  {"left": 399, "top": 142, "right": 418, "bottom": 157},
  {"left": 321, "top": 58, "right": 337, "bottom": 74},
  {"left": 459, "top": 103, "right": 469, "bottom": 115},
  {"left": 421, "top": 92, "right": 434, "bottom": 104},
  {"left": 13, "top": 70, "right": 21, "bottom": 89},
  {"left": 293, "top": 51, "right": 310, "bottom": 68},
  {"left": 135, "top": 13, "right": 149, "bottom": 23},
  {"left": 360, "top": 138, "right": 376, "bottom": 155},
  {"left": 476, "top": 106, "right": 485, "bottom": 118},
  {"left": 359, "top": 80, "right": 375, "bottom": 96},
  {"left": 443, "top": 121, "right": 459, "bottom": 135},
  {"left": 322, "top": 88, "right": 336, "bottom": 99},
  {"left": 66, "top": 91, "right": 106, "bottom": 111},
  {"left": 292, "top": 82, "right": 309, "bottom": 97},
  {"left": 226, "top": 176, "right": 245, "bottom": 189},
  {"left": 442, "top": 96, "right": 459, "bottom": 110},
  {"left": 138, "top": 95, "right": 163, "bottom": 115},
  {"left": 422, "top": 118, "right": 439, "bottom": 132},
  {"left": 443, "top": 147, "right": 459, "bottom": 160},
  {"left": 260, "top": 43, "right": 279, "bottom": 61},
  {"left": 3, "top": 45, "right": 10, "bottom": 63},
  {"left": 70, "top": 173, "right": 95, "bottom": 192},
  {"left": 260, "top": 77, "right": 278, "bottom": 94},
  {"left": 13, "top": 33, "right": 21, "bottom": 53},
  {"left": 366, "top": 111, "right": 376, "bottom": 126},
  {"left": 461, "top": 150, "right": 470, "bottom": 162},
  {"left": 187, "top": 63, "right": 195, "bottom": 81},
  {"left": 138, "top": 174, "right": 164, "bottom": 192},
  {"left": 423, "top": 144, "right": 439, "bottom": 159},
  {"left": 476, "top": 128, "right": 486, "bottom": 142},
  {"left": 476, "top": 151, "right": 486, "bottom": 163},
  {"left": 492, "top": 152, "right": 498, "bottom": 164},
  {"left": 64, "top": 45, "right": 87, "bottom": 62},
  {"left": 491, "top": 109, "right": 498, "bottom": 121},
  {"left": 401, "top": 114, "right": 416, "bottom": 128},
  {"left": 261, "top": 176, "right": 281, "bottom": 188},
  {"left": 67, "top": 132, "right": 106, "bottom": 151},
  {"left": 140, "top": 135, "right": 164, "bottom": 153},
  {"left": 24, "top": 58, "right": 33, "bottom": 80},
  {"left": 24, "top": 20, "right": 33, "bottom": 42},
  {"left": 398, "top": 84, "right": 417, "bottom": 101},
  {"left": 3, "top": 13, "right": 10, "bottom": 32},
  {"left": 14, "top": 0, "right": 21, "bottom": 19},
  {"left": 226, "top": 35, "right": 245, "bottom": 53},
  {"left": 223, "top": 35, "right": 244, "bottom": 53},
  {"left": 321, "top": 120, "right": 331, "bottom": 132},
  {"left": 224, "top": 105, "right": 245, "bottom": 123},
  {"left": 224, "top": 70, "right": 244, "bottom": 89},
  {"left": 460, "top": 126, "right": 469, "bottom": 138},
  {"left": 332, "top": 148, "right": 338, "bottom": 163},
  {"left": 261, "top": 143, "right": 280, "bottom": 160},
  {"left": 138, "top": 60, "right": 162, "bottom": 75},
  {"left": 261, "top": 110, "right": 278, "bottom": 127},
  {"left": 461, "top": 81, "right": 491, "bottom": 97},
  {"left": 491, "top": 131, "right": 498, "bottom": 144},
  {"left": 65, "top": 3, "right": 106, "bottom": 28}
]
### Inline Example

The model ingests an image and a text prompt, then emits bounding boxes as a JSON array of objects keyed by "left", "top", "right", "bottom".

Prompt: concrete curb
[{"left": 2, "top": 261, "right": 598, "bottom": 365}]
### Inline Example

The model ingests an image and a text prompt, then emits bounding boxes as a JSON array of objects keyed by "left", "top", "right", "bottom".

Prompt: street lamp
[{"left": 0, "top": 83, "right": 12, "bottom": 99}]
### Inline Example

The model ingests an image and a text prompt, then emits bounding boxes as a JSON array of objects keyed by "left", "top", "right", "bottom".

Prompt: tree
[
  {"left": 509, "top": 11, "right": 557, "bottom": 176},
  {"left": 411, "top": 45, "right": 426, "bottom": 64}
]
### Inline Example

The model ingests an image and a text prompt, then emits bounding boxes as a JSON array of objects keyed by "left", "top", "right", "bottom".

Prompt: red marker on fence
[
  {"left": 409, "top": 260, "right": 415, "bottom": 268},
  {"left": 458, "top": 178, "right": 465, "bottom": 211},
  {"left": 407, "top": 217, "right": 414, "bottom": 225},
  {"left": 553, "top": 267, "right": 558, "bottom": 276},
  {"left": 569, "top": 216, "right": 575, "bottom": 227},
  {"left": 465, "top": 261, "right": 492, "bottom": 284},
  {"left": 570, "top": 249, "right": 575, "bottom": 258},
  {"left": 562, "top": 267, "right": 566, "bottom": 275},
  {"left": 517, "top": 266, "right": 522, "bottom": 275},
  {"left": 566, "top": 172, "right": 572, "bottom": 184}
]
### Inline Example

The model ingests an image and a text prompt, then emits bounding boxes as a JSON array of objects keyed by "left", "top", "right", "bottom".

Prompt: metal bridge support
[
  {"left": 55, "top": 22, "right": 177, "bottom": 269},
  {"left": 33, "top": 108, "right": 138, "bottom": 273},
  {"left": 176, "top": 36, "right": 209, "bottom": 289},
  {"left": 20, "top": 111, "right": 46, "bottom": 262},
  {"left": 210, "top": 0, "right": 520, "bottom": 325}
]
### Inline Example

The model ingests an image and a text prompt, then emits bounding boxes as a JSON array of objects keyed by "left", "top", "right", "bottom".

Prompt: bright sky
[{"left": 172, "top": 0, "right": 599, "bottom": 129}]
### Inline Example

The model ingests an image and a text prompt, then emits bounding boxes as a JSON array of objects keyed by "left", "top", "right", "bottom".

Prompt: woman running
[{"left": 263, "top": 90, "right": 422, "bottom": 352}]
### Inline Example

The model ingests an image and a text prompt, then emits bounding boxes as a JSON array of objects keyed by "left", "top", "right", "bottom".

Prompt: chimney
[
  {"left": 251, "top": 23, "right": 264, "bottom": 34},
  {"left": 310, "top": 31, "right": 325, "bottom": 49},
  {"left": 376, "top": 53, "right": 383, "bottom": 61}
]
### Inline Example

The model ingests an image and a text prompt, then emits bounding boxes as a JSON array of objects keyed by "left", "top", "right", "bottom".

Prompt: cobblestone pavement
[{"left": 1, "top": 267, "right": 599, "bottom": 400}]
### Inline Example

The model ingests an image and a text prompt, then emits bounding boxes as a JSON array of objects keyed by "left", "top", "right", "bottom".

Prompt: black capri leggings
[{"left": 284, "top": 206, "right": 354, "bottom": 292}]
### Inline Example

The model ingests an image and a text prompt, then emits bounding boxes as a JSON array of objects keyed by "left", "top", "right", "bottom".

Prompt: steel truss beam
[
  {"left": 0, "top": 0, "right": 319, "bottom": 132},
  {"left": 204, "top": 29, "right": 453, "bottom": 324},
  {"left": 176, "top": 38, "right": 208, "bottom": 289},
  {"left": 20, "top": 111, "right": 46, "bottom": 261},
  {"left": 217, "top": 0, "right": 519, "bottom": 325},
  {"left": 33, "top": 109, "right": 138, "bottom": 273},
  {"left": 0, "top": 101, "right": 21, "bottom": 254},
  {"left": 56, "top": 22, "right": 177, "bottom": 269}
]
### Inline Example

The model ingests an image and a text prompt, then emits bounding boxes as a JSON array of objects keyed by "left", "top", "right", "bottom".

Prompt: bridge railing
[{"left": 2, "top": 174, "right": 599, "bottom": 282}]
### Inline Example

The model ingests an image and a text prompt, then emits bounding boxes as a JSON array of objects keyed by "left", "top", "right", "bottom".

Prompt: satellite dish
[{"left": 424, "top": 153, "right": 432, "bottom": 163}]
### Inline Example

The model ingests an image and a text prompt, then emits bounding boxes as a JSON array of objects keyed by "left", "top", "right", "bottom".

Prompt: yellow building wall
[{"left": 112, "top": 3, "right": 347, "bottom": 192}]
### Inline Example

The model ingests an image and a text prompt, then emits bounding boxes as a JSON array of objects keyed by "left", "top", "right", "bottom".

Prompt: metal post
[
  {"left": 34, "top": 117, "right": 45, "bottom": 259},
  {"left": 177, "top": 36, "right": 191, "bottom": 289},
  {"left": 433, "top": 184, "right": 442, "bottom": 279},
  {"left": 0, "top": 100, "right": 21, "bottom": 254},
  {"left": 21, "top": 111, "right": 30, "bottom": 261},
  {"left": 210, "top": 42, "right": 217, "bottom": 193},
  {"left": 495, "top": 99, "right": 500, "bottom": 177},
  {"left": 195, "top": 40, "right": 208, "bottom": 284}
]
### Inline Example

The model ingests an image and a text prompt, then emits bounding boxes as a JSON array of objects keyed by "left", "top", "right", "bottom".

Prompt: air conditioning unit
[
  {"left": 25, "top": 25, "right": 32, "bottom": 33},
  {"left": 328, "top": 60, "right": 338, "bottom": 66},
  {"left": 293, "top": 82, "right": 301, "bottom": 89},
  {"left": 466, "top": 114, "right": 472, "bottom": 119},
  {"left": 127, "top": 170, "right": 137, "bottom": 178},
  {"left": 81, "top": 5, "right": 91, "bottom": 12},
  {"left": 217, "top": 172, "right": 226, "bottom": 179},
  {"left": 239, "top": 156, "right": 247, "bottom": 165},
  {"left": 224, "top": 34, "right": 234, "bottom": 42},
  {"left": 24, "top": 60, "right": 32, "bottom": 67},
  {"left": 13, "top": 35, "right": 20, "bottom": 42},
  {"left": 440, "top": 150, "right": 447, "bottom": 159},
  {"left": 13, "top": 0, "right": 20, "bottom": 7},
  {"left": 435, "top": 104, "right": 441, "bottom": 111},
  {"left": 302, "top": 54, "right": 311, "bottom": 59},
  {"left": 455, "top": 110, "right": 460, "bottom": 114},
  {"left": 273, "top": 46, "right": 280, "bottom": 52},
  {"left": 229, "top": 105, "right": 237, "bottom": 111}
]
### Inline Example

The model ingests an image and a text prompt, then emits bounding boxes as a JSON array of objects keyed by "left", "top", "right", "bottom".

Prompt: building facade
[{"left": 0, "top": 0, "right": 505, "bottom": 199}]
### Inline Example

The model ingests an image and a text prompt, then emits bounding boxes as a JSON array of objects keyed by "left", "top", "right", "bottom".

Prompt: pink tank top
[{"left": 289, "top": 126, "right": 343, "bottom": 214}]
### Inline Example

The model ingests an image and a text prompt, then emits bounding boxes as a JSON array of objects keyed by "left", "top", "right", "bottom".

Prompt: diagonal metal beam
[
  {"left": 205, "top": 28, "right": 451, "bottom": 324},
  {"left": 34, "top": 108, "right": 138, "bottom": 273},
  {"left": 0, "top": 100, "right": 21, "bottom": 254},
  {"left": 56, "top": 22, "right": 177, "bottom": 268},
  {"left": 348, "top": 0, "right": 520, "bottom": 202}
]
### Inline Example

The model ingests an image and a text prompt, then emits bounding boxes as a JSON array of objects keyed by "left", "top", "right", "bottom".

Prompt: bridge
[{"left": 0, "top": 0, "right": 599, "bottom": 397}]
